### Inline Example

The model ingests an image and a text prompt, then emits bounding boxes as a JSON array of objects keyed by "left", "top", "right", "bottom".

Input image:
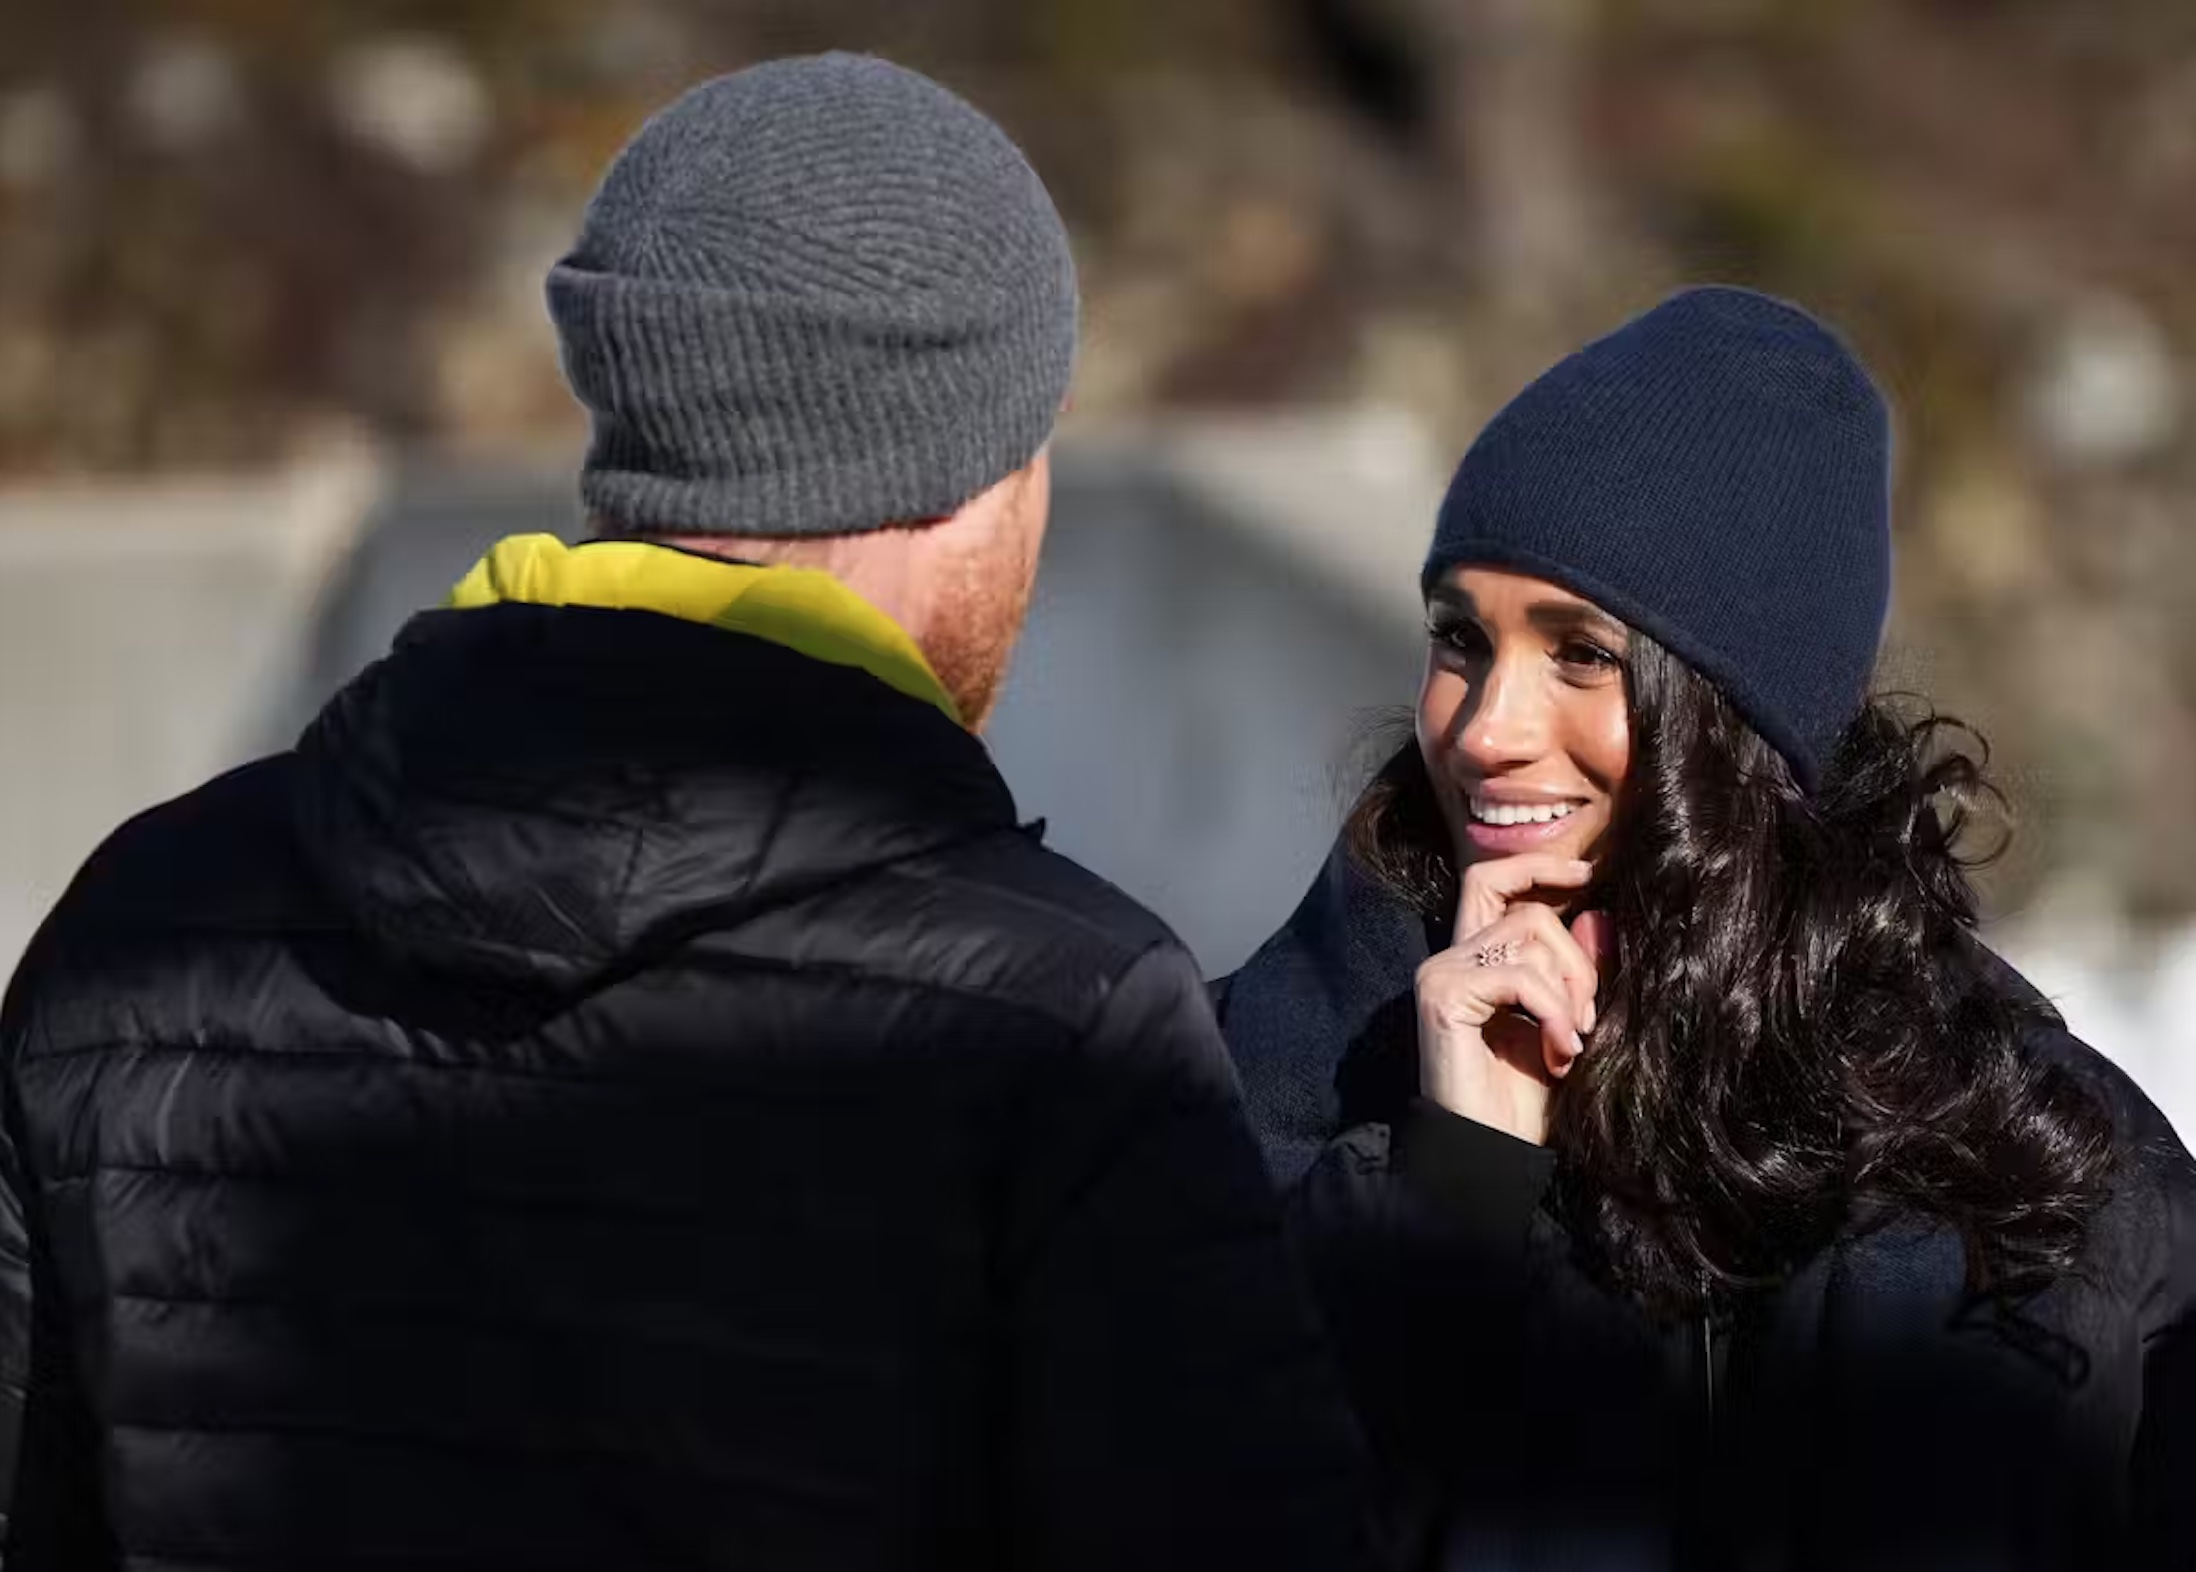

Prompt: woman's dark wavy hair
[{"left": 1345, "top": 634, "right": 2117, "bottom": 1315}]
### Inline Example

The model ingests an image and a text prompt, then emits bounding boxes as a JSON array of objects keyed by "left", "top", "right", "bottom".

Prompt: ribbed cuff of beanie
[{"left": 555, "top": 265, "right": 1073, "bottom": 536}]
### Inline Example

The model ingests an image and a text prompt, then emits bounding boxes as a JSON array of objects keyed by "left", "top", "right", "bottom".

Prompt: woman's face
[{"left": 1416, "top": 566, "right": 1633, "bottom": 872}]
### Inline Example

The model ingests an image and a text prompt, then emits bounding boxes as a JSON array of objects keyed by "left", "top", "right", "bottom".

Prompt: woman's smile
[{"left": 1460, "top": 788, "right": 1589, "bottom": 854}]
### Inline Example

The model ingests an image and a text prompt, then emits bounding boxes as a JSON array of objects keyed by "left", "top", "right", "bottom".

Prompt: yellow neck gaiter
[{"left": 446, "top": 534, "right": 962, "bottom": 727}]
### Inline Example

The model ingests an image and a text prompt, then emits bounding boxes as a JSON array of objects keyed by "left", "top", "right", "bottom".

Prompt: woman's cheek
[
  {"left": 1415, "top": 663, "right": 1465, "bottom": 758},
  {"left": 1581, "top": 684, "right": 1633, "bottom": 788},
  {"left": 1415, "top": 667, "right": 1474, "bottom": 838}
]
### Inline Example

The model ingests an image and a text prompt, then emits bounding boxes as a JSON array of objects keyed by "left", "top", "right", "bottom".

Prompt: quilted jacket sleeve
[
  {"left": 1, "top": 947, "right": 107, "bottom": 1569},
  {"left": 0, "top": 1059, "right": 28, "bottom": 1562},
  {"left": 1001, "top": 941, "right": 1376, "bottom": 1572}
]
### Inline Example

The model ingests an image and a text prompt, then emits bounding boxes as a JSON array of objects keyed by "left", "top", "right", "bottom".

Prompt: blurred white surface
[
  {"left": 0, "top": 452, "right": 376, "bottom": 977},
  {"left": 1996, "top": 919, "right": 2196, "bottom": 1145}
]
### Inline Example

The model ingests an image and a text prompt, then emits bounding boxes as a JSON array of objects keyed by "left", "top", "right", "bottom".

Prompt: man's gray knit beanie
[{"left": 547, "top": 53, "right": 1077, "bottom": 536}]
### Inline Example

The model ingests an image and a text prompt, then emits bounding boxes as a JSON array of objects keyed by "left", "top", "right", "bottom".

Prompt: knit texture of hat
[
  {"left": 547, "top": 53, "right": 1077, "bottom": 536},
  {"left": 1423, "top": 286, "right": 1892, "bottom": 791}
]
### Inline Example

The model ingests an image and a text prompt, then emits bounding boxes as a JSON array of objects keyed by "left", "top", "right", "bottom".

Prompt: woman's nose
[{"left": 1457, "top": 660, "right": 1548, "bottom": 770}]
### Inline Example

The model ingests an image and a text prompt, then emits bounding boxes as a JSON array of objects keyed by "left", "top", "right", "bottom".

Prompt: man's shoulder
[
  {"left": 5, "top": 754, "right": 307, "bottom": 1042},
  {"left": 937, "top": 828, "right": 1180, "bottom": 952},
  {"left": 843, "top": 826, "right": 1198, "bottom": 1030},
  {"left": 44, "top": 754, "right": 301, "bottom": 927}
]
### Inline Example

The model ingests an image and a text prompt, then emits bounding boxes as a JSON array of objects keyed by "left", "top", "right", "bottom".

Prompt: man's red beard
[{"left": 923, "top": 523, "right": 1039, "bottom": 732}]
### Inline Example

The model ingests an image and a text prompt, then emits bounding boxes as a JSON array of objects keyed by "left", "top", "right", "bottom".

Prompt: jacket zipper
[{"left": 1697, "top": 1310, "right": 1726, "bottom": 1571}]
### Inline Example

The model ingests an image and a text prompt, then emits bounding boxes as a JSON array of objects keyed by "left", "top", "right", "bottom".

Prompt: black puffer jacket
[
  {"left": 0, "top": 601, "right": 1371, "bottom": 1571},
  {"left": 1220, "top": 844, "right": 2196, "bottom": 1571}
]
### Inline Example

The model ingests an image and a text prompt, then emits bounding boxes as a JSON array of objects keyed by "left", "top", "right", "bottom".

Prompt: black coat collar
[
  {"left": 1219, "top": 836, "right": 1440, "bottom": 1185},
  {"left": 294, "top": 602, "right": 1020, "bottom": 993}
]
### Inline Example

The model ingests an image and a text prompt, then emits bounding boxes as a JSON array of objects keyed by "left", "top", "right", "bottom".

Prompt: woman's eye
[
  {"left": 1557, "top": 640, "right": 1620, "bottom": 671},
  {"left": 1427, "top": 618, "right": 1489, "bottom": 656}
]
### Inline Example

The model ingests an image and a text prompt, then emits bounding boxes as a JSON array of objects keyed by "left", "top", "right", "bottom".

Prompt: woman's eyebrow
[{"left": 1526, "top": 601, "right": 1628, "bottom": 641}]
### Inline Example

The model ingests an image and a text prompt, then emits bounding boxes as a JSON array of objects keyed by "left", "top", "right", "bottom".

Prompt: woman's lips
[
  {"left": 1459, "top": 793, "right": 1592, "bottom": 856},
  {"left": 1462, "top": 815, "right": 1581, "bottom": 855}
]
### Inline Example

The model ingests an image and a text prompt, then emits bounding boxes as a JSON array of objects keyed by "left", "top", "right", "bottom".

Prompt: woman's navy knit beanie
[{"left": 1423, "top": 286, "right": 1892, "bottom": 792}]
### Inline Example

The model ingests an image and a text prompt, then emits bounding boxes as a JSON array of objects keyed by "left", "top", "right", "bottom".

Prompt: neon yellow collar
[{"left": 446, "top": 534, "right": 962, "bottom": 726}]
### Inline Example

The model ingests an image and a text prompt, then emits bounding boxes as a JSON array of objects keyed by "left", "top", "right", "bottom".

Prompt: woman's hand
[{"left": 1416, "top": 854, "right": 1609, "bottom": 1145}]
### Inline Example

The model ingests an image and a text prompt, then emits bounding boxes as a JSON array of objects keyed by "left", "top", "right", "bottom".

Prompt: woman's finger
[
  {"left": 1419, "top": 947, "right": 1578, "bottom": 1059},
  {"left": 1508, "top": 902, "right": 1602, "bottom": 1037},
  {"left": 1495, "top": 964, "right": 1582, "bottom": 1079},
  {"left": 1450, "top": 903, "right": 1602, "bottom": 1035},
  {"left": 1454, "top": 854, "right": 1595, "bottom": 942},
  {"left": 1571, "top": 907, "right": 1611, "bottom": 975}
]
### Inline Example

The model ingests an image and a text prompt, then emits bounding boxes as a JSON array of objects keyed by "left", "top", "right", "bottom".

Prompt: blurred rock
[
  {"left": 131, "top": 35, "right": 243, "bottom": 153},
  {"left": 0, "top": 86, "right": 78, "bottom": 191},
  {"left": 2020, "top": 295, "right": 2183, "bottom": 467},
  {"left": 329, "top": 37, "right": 493, "bottom": 174}
]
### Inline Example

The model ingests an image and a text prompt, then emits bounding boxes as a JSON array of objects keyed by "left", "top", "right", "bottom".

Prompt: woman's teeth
[{"left": 1470, "top": 799, "right": 1579, "bottom": 827}]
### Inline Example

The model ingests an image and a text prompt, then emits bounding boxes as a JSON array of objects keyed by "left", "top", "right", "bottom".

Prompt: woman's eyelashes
[
  {"left": 1556, "top": 638, "right": 1623, "bottom": 678},
  {"left": 1426, "top": 611, "right": 1490, "bottom": 658},
  {"left": 1425, "top": 614, "right": 1623, "bottom": 680}
]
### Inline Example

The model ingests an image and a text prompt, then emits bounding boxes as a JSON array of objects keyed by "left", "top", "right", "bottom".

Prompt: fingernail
[{"left": 1570, "top": 1030, "right": 1586, "bottom": 1057}]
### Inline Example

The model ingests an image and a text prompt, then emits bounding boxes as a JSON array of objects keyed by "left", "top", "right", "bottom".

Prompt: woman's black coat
[{"left": 1218, "top": 843, "right": 2196, "bottom": 1571}]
